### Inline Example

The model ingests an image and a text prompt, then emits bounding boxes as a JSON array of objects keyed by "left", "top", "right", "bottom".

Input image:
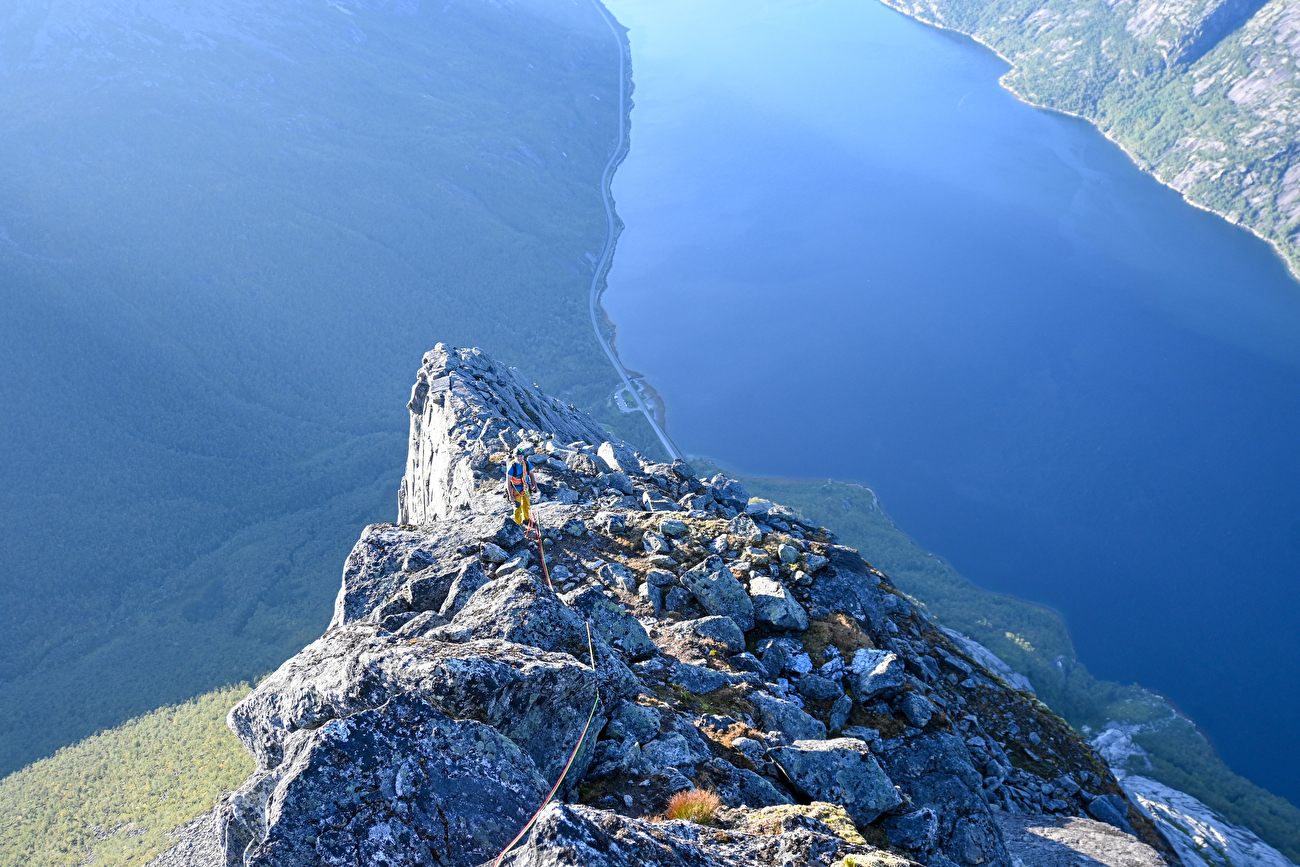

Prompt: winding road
[{"left": 588, "top": 0, "right": 681, "bottom": 461}]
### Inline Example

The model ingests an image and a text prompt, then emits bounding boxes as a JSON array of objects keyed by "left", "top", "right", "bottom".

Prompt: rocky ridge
[{"left": 154, "top": 345, "right": 1177, "bottom": 867}]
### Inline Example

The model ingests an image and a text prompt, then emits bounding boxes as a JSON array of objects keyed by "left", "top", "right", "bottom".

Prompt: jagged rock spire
[{"left": 398, "top": 344, "right": 620, "bottom": 524}]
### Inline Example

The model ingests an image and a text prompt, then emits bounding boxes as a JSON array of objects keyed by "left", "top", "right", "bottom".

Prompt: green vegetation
[
  {"left": 0, "top": 684, "right": 253, "bottom": 867},
  {"left": 692, "top": 460, "right": 1300, "bottom": 861},
  {"left": 876, "top": 0, "right": 1300, "bottom": 280}
]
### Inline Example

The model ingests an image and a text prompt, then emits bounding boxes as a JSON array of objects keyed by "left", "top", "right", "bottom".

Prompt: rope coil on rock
[{"left": 493, "top": 619, "right": 601, "bottom": 866}]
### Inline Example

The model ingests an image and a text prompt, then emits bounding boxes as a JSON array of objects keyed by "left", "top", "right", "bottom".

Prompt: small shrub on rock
[{"left": 665, "top": 788, "right": 722, "bottom": 824}]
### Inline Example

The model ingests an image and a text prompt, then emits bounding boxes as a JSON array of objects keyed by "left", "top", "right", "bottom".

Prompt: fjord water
[{"left": 601, "top": 0, "right": 1300, "bottom": 801}]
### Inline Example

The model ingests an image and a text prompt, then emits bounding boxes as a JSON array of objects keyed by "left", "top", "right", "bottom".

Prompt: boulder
[
  {"left": 680, "top": 565, "right": 755, "bottom": 631},
  {"left": 596, "top": 561, "right": 637, "bottom": 594},
  {"left": 401, "top": 565, "right": 457, "bottom": 612},
  {"left": 643, "top": 531, "right": 671, "bottom": 554},
  {"left": 642, "top": 731, "right": 710, "bottom": 772},
  {"left": 709, "top": 475, "right": 750, "bottom": 510},
  {"left": 482, "top": 515, "right": 527, "bottom": 549},
  {"left": 642, "top": 490, "right": 683, "bottom": 512},
  {"left": 597, "top": 441, "right": 640, "bottom": 474},
  {"left": 604, "top": 701, "right": 662, "bottom": 744},
  {"left": 900, "top": 693, "right": 936, "bottom": 729},
  {"left": 797, "top": 673, "right": 845, "bottom": 701},
  {"left": 749, "top": 576, "right": 810, "bottom": 631},
  {"left": 750, "top": 691, "right": 827, "bottom": 742},
  {"left": 829, "top": 694, "right": 853, "bottom": 733},
  {"left": 769, "top": 737, "right": 903, "bottom": 827},
  {"left": 436, "top": 558, "right": 490, "bottom": 619},
  {"left": 561, "top": 585, "right": 657, "bottom": 661},
  {"left": 873, "top": 732, "right": 1005, "bottom": 867},
  {"left": 659, "top": 615, "right": 746, "bottom": 653},
  {"left": 850, "top": 649, "right": 908, "bottom": 701},
  {"left": 659, "top": 518, "right": 689, "bottom": 537},
  {"left": 225, "top": 696, "right": 547, "bottom": 867},
  {"left": 330, "top": 525, "right": 441, "bottom": 628},
  {"left": 595, "top": 473, "right": 634, "bottom": 495},
  {"left": 1086, "top": 794, "right": 1136, "bottom": 835},
  {"left": 700, "top": 757, "right": 794, "bottom": 808},
  {"left": 668, "top": 660, "right": 732, "bottom": 694},
  {"left": 726, "top": 513, "right": 764, "bottom": 545}
]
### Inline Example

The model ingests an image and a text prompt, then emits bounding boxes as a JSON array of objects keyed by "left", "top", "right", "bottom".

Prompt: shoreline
[{"left": 873, "top": 0, "right": 1300, "bottom": 287}]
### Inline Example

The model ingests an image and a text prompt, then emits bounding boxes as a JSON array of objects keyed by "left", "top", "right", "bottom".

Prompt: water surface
[{"left": 602, "top": 0, "right": 1300, "bottom": 802}]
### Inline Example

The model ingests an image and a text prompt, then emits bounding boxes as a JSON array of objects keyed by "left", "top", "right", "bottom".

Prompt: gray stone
[
  {"left": 445, "top": 571, "right": 639, "bottom": 701},
  {"left": 873, "top": 731, "right": 1004, "bottom": 867},
  {"left": 664, "top": 586, "right": 694, "bottom": 611},
  {"left": 1086, "top": 794, "right": 1136, "bottom": 835},
  {"left": 901, "top": 693, "right": 936, "bottom": 729},
  {"left": 778, "top": 543, "right": 800, "bottom": 565},
  {"left": 850, "top": 648, "right": 908, "bottom": 701},
  {"left": 884, "top": 808, "right": 940, "bottom": 853},
  {"left": 483, "top": 515, "right": 527, "bottom": 549},
  {"left": 646, "top": 553, "right": 678, "bottom": 569},
  {"left": 597, "top": 441, "right": 640, "bottom": 474},
  {"left": 805, "top": 553, "right": 830, "bottom": 572},
  {"left": 221, "top": 696, "right": 546, "bottom": 867},
  {"left": 604, "top": 701, "right": 661, "bottom": 744},
  {"left": 596, "top": 561, "right": 637, "bottom": 594},
  {"left": 642, "top": 490, "right": 683, "bottom": 512},
  {"left": 769, "top": 737, "right": 903, "bottom": 827},
  {"left": 829, "top": 694, "right": 854, "bottom": 733},
  {"left": 638, "top": 581, "right": 665, "bottom": 613},
  {"left": 642, "top": 731, "right": 709, "bottom": 771},
  {"left": 498, "top": 802, "right": 879, "bottom": 867},
  {"left": 658, "top": 518, "right": 689, "bottom": 537},
  {"left": 797, "top": 673, "right": 845, "bottom": 701},
  {"left": 669, "top": 660, "right": 732, "bottom": 694},
  {"left": 701, "top": 758, "right": 794, "bottom": 808},
  {"left": 680, "top": 565, "right": 755, "bottom": 632},
  {"left": 709, "top": 475, "right": 750, "bottom": 510},
  {"left": 645, "top": 568, "right": 678, "bottom": 587},
  {"left": 561, "top": 518, "right": 586, "bottom": 537},
  {"left": 750, "top": 691, "right": 827, "bottom": 741},
  {"left": 660, "top": 615, "right": 746, "bottom": 652},
  {"left": 564, "top": 451, "right": 600, "bottom": 476},
  {"left": 480, "top": 541, "right": 509, "bottom": 563},
  {"left": 597, "top": 511, "right": 628, "bottom": 533},
  {"left": 726, "top": 513, "right": 764, "bottom": 544},
  {"left": 561, "top": 585, "right": 657, "bottom": 661},
  {"left": 436, "top": 558, "right": 490, "bottom": 619},
  {"left": 402, "top": 565, "right": 457, "bottom": 612},
  {"left": 642, "top": 531, "right": 671, "bottom": 554},
  {"left": 749, "top": 575, "right": 810, "bottom": 631}
]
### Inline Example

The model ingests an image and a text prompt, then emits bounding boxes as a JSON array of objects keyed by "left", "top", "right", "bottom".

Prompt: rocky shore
[{"left": 153, "top": 345, "right": 1177, "bottom": 867}]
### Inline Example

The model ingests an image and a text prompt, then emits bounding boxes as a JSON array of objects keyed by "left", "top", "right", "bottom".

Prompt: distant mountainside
[
  {"left": 873, "top": 0, "right": 1300, "bottom": 279},
  {"left": 0, "top": 0, "right": 647, "bottom": 779}
]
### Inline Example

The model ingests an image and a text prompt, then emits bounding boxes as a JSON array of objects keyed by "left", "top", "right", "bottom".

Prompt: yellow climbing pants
[{"left": 512, "top": 489, "right": 532, "bottom": 526}]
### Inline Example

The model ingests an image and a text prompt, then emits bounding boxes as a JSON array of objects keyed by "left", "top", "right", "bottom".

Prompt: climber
[{"left": 505, "top": 444, "right": 539, "bottom": 526}]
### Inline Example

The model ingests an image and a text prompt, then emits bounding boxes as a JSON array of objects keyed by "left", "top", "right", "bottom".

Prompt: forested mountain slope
[
  {"left": 0, "top": 0, "right": 643, "bottom": 779},
  {"left": 875, "top": 0, "right": 1300, "bottom": 279}
]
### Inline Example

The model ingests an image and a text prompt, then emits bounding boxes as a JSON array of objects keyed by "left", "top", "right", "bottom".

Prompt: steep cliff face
[
  {"left": 876, "top": 0, "right": 1300, "bottom": 279},
  {"left": 155, "top": 346, "right": 1175, "bottom": 867}
]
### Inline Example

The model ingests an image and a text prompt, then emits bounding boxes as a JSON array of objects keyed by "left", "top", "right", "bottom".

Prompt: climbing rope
[
  {"left": 526, "top": 512, "right": 554, "bottom": 591},
  {"left": 493, "top": 620, "right": 602, "bottom": 866}
]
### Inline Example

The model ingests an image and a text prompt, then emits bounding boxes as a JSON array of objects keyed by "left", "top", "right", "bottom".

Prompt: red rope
[{"left": 493, "top": 622, "right": 601, "bottom": 866}]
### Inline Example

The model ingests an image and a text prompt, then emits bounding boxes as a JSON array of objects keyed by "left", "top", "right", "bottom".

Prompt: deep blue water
[{"left": 602, "top": 0, "right": 1300, "bottom": 803}]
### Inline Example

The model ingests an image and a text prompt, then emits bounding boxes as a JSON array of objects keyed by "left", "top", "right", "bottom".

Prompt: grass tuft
[{"left": 664, "top": 789, "right": 721, "bottom": 825}]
